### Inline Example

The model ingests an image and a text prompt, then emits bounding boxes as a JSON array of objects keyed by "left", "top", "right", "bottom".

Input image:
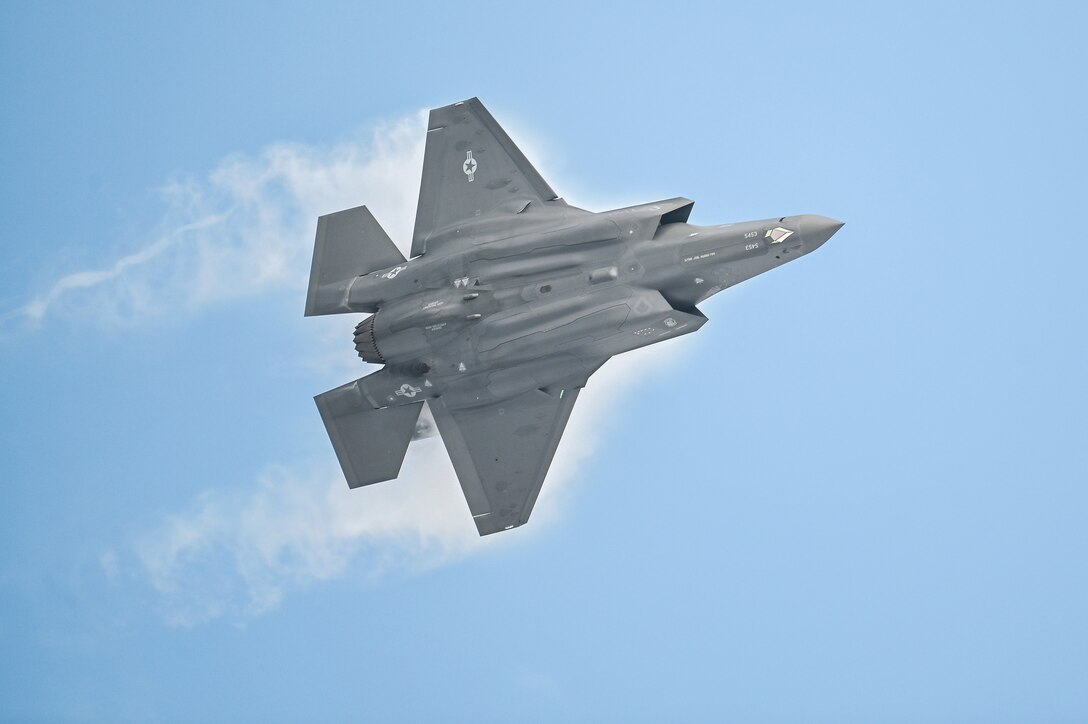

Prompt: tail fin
[
  {"left": 315, "top": 377, "right": 423, "bottom": 487},
  {"left": 305, "top": 205, "right": 406, "bottom": 316}
]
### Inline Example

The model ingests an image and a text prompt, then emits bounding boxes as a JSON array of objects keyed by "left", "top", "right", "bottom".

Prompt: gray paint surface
[{"left": 307, "top": 98, "right": 843, "bottom": 536}]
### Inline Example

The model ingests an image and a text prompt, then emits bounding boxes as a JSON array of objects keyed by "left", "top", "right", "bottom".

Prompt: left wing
[
  {"left": 430, "top": 385, "right": 583, "bottom": 536},
  {"left": 411, "top": 98, "right": 562, "bottom": 258}
]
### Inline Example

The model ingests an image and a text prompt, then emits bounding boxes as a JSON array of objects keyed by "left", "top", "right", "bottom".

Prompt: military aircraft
[{"left": 306, "top": 98, "right": 842, "bottom": 535}]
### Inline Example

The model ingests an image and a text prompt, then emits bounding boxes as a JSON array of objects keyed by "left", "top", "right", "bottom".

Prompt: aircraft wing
[
  {"left": 411, "top": 97, "right": 561, "bottom": 258},
  {"left": 430, "top": 384, "right": 584, "bottom": 536}
]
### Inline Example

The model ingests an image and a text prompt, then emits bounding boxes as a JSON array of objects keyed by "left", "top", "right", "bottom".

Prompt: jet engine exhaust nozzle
[{"left": 354, "top": 315, "right": 384, "bottom": 364}]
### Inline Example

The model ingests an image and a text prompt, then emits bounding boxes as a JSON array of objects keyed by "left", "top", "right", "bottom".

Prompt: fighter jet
[{"left": 306, "top": 98, "right": 842, "bottom": 535}]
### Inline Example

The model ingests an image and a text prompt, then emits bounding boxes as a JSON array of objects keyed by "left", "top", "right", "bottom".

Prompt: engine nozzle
[{"left": 354, "top": 314, "right": 384, "bottom": 364}]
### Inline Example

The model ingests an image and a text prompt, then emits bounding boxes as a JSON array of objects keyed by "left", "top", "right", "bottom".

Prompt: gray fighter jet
[{"left": 306, "top": 98, "right": 842, "bottom": 535}]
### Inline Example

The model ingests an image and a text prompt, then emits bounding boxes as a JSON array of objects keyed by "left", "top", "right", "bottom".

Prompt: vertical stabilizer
[
  {"left": 305, "top": 205, "right": 406, "bottom": 316},
  {"left": 314, "top": 378, "right": 423, "bottom": 487}
]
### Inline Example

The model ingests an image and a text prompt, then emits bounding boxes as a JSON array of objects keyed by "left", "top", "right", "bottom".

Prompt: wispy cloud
[
  {"left": 126, "top": 341, "right": 679, "bottom": 626},
  {"left": 2, "top": 215, "right": 227, "bottom": 324},
  {"left": 4, "top": 113, "right": 427, "bottom": 326},
  {"left": 132, "top": 447, "right": 477, "bottom": 626}
]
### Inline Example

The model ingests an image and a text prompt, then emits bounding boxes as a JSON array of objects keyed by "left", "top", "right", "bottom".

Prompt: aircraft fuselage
[{"left": 339, "top": 203, "right": 841, "bottom": 411}]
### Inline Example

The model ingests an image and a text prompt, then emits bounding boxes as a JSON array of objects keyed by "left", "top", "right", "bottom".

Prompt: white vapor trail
[
  {"left": 14, "top": 107, "right": 687, "bottom": 625},
  {"left": 4, "top": 113, "right": 427, "bottom": 326}
]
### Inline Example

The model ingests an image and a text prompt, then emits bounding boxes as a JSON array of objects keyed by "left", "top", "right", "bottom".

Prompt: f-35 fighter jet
[{"left": 307, "top": 98, "right": 842, "bottom": 535}]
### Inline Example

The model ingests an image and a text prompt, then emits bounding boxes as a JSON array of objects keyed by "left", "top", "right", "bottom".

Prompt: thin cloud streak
[
  {"left": 3, "top": 215, "right": 226, "bottom": 324},
  {"left": 4, "top": 113, "right": 427, "bottom": 327}
]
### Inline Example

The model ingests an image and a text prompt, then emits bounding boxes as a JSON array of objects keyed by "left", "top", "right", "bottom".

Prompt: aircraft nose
[{"left": 800, "top": 214, "right": 844, "bottom": 251}]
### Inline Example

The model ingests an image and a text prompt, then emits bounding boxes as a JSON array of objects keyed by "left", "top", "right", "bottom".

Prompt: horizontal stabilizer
[
  {"left": 305, "top": 205, "right": 406, "bottom": 316},
  {"left": 315, "top": 381, "right": 422, "bottom": 487}
]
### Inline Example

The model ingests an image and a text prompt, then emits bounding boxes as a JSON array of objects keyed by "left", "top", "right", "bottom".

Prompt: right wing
[
  {"left": 411, "top": 98, "right": 562, "bottom": 258},
  {"left": 430, "top": 385, "right": 584, "bottom": 536}
]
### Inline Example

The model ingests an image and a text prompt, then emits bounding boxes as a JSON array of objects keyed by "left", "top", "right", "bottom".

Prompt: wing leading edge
[
  {"left": 411, "top": 97, "right": 561, "bottom": 258},
  {"left": 430, "top": 385, "right": 583, "bottom": 536}
]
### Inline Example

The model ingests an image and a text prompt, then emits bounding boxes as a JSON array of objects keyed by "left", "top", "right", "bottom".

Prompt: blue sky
[{"left": 2, "top": 2, "right": 1087, "bottom": 721}]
